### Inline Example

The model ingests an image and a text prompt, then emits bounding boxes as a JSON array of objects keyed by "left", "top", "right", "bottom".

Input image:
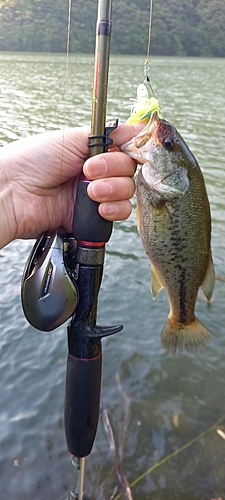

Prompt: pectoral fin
[
  {"left": 136, "top": 201, "right": 141, "bottom": 234},
  {"left": 151, "top": 265, "right": 164, "bottom": 299},
  {"left": 201, "top": 252, "right": 215, "bottom": 301}
]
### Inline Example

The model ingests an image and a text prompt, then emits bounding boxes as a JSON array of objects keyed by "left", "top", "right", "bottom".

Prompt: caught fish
[{"left": 121, "top": 111, "right": 215, "bottom": 353}]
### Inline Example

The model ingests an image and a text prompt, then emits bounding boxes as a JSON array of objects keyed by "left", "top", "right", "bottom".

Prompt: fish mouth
[{"left": 120, "top": 111, "right": 161, "bottom": 160}]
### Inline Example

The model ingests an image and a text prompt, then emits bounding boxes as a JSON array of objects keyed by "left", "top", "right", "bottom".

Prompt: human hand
[{"left": 0, "top": 122, "right": 144, "bottom": 249}]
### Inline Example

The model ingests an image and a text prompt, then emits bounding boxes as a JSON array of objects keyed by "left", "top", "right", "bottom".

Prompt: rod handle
[
  {"left": 73, "top": 179, "right": 112, "bottom": 243},
  {"left": 64, "top": 353, "right": 102, "bottom": 458}
]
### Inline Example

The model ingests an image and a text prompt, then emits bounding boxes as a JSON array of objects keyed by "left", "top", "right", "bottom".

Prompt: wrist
[{"left": 0, "top": 157, "right": 17, "bottom": 249}]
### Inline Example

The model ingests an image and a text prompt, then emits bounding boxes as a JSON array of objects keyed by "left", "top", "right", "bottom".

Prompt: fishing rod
[
  {"left": 64, "top": 0, "right": 122, "bottom": 496},
  {"left": 22, "top": 0, "right": 121, "bottom": 498}
]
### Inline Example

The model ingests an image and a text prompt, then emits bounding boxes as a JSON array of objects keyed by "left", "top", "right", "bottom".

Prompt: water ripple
[{"left": 1, "top": 54, "right": 225, "bottom": 500}]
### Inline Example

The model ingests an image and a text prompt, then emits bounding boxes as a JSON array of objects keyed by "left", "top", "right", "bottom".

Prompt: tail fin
[{"left": 161, "top": 317, "right": 213, "bottom": 353}]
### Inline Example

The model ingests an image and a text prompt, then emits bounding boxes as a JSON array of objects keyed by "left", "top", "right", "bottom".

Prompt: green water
[{"left": 0, "top": 53, "right": 225, "bottom": 500}]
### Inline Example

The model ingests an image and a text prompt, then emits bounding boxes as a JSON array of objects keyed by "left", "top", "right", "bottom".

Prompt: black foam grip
[
  {"left": 64, "top": 353, "right": 102, "bottom": 458},
  {"left": 73, "top": 180, "right": 112, "bottom": 243}
]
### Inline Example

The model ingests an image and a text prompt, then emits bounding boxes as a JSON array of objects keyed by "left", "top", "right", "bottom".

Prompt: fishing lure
[{"left": 126, "top": 83, "right": 160, "bottom": 125}]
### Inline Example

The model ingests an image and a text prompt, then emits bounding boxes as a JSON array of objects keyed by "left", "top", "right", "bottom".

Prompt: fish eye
[{"left": 164, "top": 138, "right": 173, "bottom": 150}]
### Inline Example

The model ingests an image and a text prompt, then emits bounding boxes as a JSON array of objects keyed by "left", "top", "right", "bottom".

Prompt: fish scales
[
  {"left": 137, "top": 166, "right": 210, "bottom": 323},
  {"left": 121, "top": 112, "right": 215, "bottom": 353}
]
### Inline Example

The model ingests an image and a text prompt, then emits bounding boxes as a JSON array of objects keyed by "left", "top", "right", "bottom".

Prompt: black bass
[{"left": 121, "top": 112, "right": 215, "bottom": 353}]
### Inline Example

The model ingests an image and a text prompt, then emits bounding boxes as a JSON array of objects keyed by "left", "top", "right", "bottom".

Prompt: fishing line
[
  {"left": 144, "top": 0, "right": 155, "bottom": 97},
  {"left": 65, "top": 0, "right": 72, "bottom": 108},
  {"left": 146, "top": 0, "right": 153, "bottom": 61},
  {"left": 126, "top": 0, "right": 159, "bottom": 124},
  {"left": 113, "top": 412, "right": 225, "bottom": 499},
  {"left": 60, "top": 0, "right": 72, "bottom": 168}
]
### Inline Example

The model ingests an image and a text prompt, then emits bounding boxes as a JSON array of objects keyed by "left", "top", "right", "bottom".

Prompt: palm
[{"left": 3, "top": 128, "right": 89, "bottom": 239}]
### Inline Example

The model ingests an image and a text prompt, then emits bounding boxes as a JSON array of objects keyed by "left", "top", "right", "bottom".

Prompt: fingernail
[
  {"left": 84, "top": 158, "right": 107, "bottom": 178},
  {"left": 101, "top": 203, "right": 119, "bottom": 217},
  {"left": 89, "top": 180, "right": 113, "bottom": 198}
]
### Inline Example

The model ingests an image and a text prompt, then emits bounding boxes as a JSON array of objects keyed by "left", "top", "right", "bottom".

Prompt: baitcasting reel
[{"left": 21, "top": 231, "right": 79, "bottom": 332}]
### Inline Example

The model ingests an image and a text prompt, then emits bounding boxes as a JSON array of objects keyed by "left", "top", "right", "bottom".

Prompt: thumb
[{"left": 109, "top": 121, "right": 147, "bottom": 148}]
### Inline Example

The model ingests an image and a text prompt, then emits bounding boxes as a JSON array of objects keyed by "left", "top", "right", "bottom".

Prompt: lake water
[{"left": 0, "top": 53, "right": 225, "bottom": 500}]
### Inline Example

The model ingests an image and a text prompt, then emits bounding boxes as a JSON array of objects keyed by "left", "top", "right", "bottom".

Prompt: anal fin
[
  {"left": 151, "top": 265, "right": 163, "bottom": 299},
  {"left": 201, "top": 252, "right": 215, "bottom": 301}
]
